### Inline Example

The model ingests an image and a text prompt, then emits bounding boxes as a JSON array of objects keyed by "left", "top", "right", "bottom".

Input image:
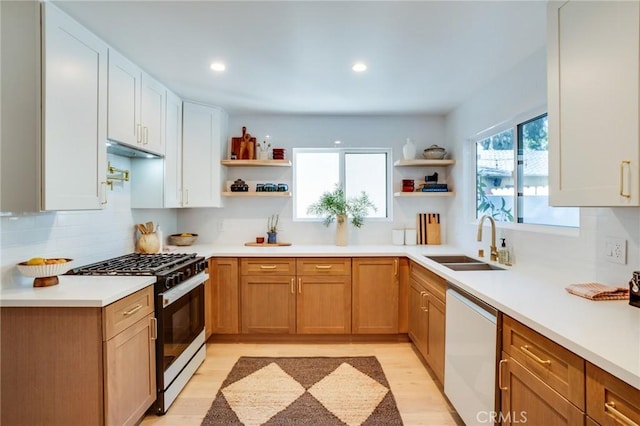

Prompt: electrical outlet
[{"left": 604, "top": 237, "right": 626, "bottom": 264}]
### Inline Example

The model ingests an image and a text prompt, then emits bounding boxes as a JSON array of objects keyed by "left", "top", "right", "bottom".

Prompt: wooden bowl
[
  {"left": 16, "top": 259, "right": 74, "bottom": 287},
  {"left": 169, "top": 233, "right": 198, "bottom": 246}
]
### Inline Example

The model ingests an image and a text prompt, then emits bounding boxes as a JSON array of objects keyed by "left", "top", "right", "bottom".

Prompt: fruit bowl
[
  {"left": 169, "top": 233, "right": 198, "bottom": 246},
  {"left": 16, "top": 258, "right": 74, "bottom": 287}
]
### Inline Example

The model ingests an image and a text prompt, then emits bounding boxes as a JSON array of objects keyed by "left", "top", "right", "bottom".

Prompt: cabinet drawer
[
  {"left": 103, "top": 286, "right": 154, "bottom": 341},
  {"left": 586, "top": 362, "right": 640, "bottom": 426},
  {"left": 241, "top": 258, "right": 295, "bottom": 275},
  {"left": 502, "top": 315, "right": 585, "bottom": 410},
  {"left": 296, "top": 258, "right": 351, "bottom": 276},
  {"left": 409, "top": 261, "right": 446, "bottom": 302}
]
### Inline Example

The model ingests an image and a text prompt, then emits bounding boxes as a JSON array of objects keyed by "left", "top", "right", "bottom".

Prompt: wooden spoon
[
  {"left": 137, "top": 224, "right": 147, "bottom": 234},
  {"left": 146, "top": 221, "right": 154, "bottom": 233}
]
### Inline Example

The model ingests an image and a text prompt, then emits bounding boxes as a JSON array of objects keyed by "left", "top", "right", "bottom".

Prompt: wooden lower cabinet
[
  {"left": 409, "top": 278, "right": 429, "bottom": 356},
  {"left": 241, "top": 274, "right": 296, "bottom": 333},
  {"left": 297, "top": 275, "right": 351, "bottom": 334},
  {"left": 424, "top": 292, "right": 445, "bottom": 384},
  {"left": 352, "top": 257, "right": 399, "bottom": 334},
  {"left": 408, "top": 261, "right": 446, "bottom": 384},
  {"left": 209, "top": 258, "right": 239, "bottom": 335},
  {"left": 586, "top": 362, "right": 640, "bottom": 426},
  {"left": 104, "top": 312, "right": 156, "bottom": 426},
  {"left": 0, "top": 286, "right": 156, "bottom": 426},
  {"left": 500, "top": 352, "right": 585, "bottom": 425}
]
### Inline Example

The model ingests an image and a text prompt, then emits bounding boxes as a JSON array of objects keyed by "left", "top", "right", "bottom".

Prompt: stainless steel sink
[
  {"left": 425, "top": 254, "right": 505, "bottom": 271},
  {"left": 442, "top": 263, "right": 505, "bottom": 271},
  {"left": 425, "top": 255, "right": 482, "bottom": 264}
]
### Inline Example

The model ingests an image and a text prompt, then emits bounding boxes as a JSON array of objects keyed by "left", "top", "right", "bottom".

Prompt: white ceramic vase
[
  {"left": 402, "top": 138, "right": 416, "bottom": 160},
  {"left": 336, "top": 214, "right": 348, "bottom": 246}
]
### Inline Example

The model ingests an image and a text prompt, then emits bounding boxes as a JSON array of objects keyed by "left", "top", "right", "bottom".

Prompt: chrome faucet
[{"left": 477, "top": 215, "right": 498, "bottom": 262}]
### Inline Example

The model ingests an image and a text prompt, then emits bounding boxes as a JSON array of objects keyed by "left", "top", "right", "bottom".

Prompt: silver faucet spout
[{"left": 477, "top": 215, "right": 498, "bottom": 262}]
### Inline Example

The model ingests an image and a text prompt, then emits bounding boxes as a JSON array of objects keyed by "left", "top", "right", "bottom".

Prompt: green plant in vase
[{"left": 307, "top": 185, "right": 376, "bottom": 246}]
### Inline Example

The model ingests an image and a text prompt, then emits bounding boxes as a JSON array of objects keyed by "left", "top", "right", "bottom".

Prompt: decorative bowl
[
  {"left": 423, "top": 145, "right": 447, "bottom": 159},
  {"left": 169, "top": 233, "right": 198, "bottom": 246},
  {"left": 17, "top": 258, "right": 74, "bottom": 287}
]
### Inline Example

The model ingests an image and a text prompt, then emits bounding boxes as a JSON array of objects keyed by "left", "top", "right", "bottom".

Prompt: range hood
[{"left": 106, "top": 141, "right": 162, "bottom": 159}]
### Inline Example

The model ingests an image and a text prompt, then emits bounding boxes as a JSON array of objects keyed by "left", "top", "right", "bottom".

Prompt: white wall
[
  {"left": 178, "top": 114, "right": 450, "bottom": 245},
  {"left": 0, "top": 154, "right": 178, "bottom": 287},
  {"left": 445, "top": 46, "right": 639, "bottom": 285}
]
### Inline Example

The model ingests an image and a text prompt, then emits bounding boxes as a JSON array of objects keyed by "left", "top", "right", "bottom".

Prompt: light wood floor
[{"left": 141, "top": 342, "right": 460, "bottom": 426}]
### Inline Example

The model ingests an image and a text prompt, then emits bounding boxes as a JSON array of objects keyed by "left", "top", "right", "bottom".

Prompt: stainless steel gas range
[{"left": 69, "top": 252, "right": 208, "bottom": 415}]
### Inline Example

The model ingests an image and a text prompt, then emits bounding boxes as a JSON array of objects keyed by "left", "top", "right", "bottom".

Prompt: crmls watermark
[{"left": 477, "top": 411, "right": 528, "bottom": 424}]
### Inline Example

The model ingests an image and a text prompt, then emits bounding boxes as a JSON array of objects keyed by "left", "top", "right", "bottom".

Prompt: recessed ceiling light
[
  {"left": 352, "top": 62, "right": 367, "bottom": 73},
  {"left": 210, "top": 62, "right": 226, "bottom": 72}
]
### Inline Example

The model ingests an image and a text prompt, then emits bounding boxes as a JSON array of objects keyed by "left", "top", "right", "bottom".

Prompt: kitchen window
[
  {"left": 475, "top": 113, "right": 579, "bottom": 227},
  {"left": 293, "top": 148, "right": 391, "bottom": 221}
]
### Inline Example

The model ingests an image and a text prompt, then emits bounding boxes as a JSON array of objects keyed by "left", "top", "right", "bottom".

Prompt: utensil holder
[{"left": 137, "top": 233, "right": 160, "bottom": 253}]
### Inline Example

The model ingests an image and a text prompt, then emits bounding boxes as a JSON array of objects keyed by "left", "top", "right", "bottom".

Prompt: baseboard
[{"left": 207, "top": 333, "right": 410, "bottom": 344}]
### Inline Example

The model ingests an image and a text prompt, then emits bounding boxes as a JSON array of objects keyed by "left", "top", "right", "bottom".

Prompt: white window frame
[
  {"left": 467, "top": 106, "right": 580, "bottom": 236},
  {"left": 292, "top": 147, "right": 393, "bottom": 222}
]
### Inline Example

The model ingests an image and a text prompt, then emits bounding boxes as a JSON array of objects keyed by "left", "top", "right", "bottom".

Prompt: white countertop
[
  {"left": 178, "top": 243, "right": 640, "bottom": 390},
  {"left": 0, "top": 275, "right": 156, "bottom": 307},
  {"left": 2, "top": 243, "right": 638, "bottom": 390}
]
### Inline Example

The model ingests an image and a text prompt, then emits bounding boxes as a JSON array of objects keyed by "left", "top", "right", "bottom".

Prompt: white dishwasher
[{"left": 444, "top": 285, "right": 497, "bottom": 426}]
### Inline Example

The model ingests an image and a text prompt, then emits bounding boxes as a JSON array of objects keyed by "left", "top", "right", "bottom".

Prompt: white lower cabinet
[
  {"left": 1, "top": 1, "right": 108, "bottom": 211},
  {"left": 182, "top": 101, "right": 227, "bottom": 207}
]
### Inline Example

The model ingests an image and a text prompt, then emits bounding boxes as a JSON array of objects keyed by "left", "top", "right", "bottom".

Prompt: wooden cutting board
[{"left": 426, "top": 213, "right": 441, "bottom": 245}]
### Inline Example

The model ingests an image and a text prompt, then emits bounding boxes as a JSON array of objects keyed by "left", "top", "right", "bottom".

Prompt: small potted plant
[
  {"left": 267, "top": 214, "right": 279, "bottom": 244},
  {"left": 307, "top": 185, "right": 376, "bottom": 246}
]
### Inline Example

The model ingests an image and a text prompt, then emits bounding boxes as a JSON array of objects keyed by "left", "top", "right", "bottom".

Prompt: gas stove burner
[{"left": 68, "top": 252, "right": 206, "bottom": 292}]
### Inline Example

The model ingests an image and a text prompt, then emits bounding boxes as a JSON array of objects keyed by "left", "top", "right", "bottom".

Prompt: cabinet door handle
[
  {"left": 394, "top": 259, "right": 398, "bottom": 276},
  {"left": 150, "top": 317, "right": 157, "bottom": 340},
  {"left": 143, "top": 126, "right": 149, "bottom": 145},
  {"left": 605, "top": 401, "right": 639, "bottom": 426},
  {"left": 520, "top": 345, "right": 551, "bottom": 365},
  {"left": 315, "top": 265, "right": 332, "bottom": 270},
  {"left": 420, "top": 291, "right": 428, "bottom": 312},
  {"left": 290, "top": 278, "right": 294, "bottom": 294},
  {"left": 499, "top": 359, "right": 509, "bottom": 391},
  {"left": 620, "top": 160, "right": 631, "bottom": 198},
  {"left": 100, "top": 182, "right": 108, "bottom": 205},
  {"left": 136, "top": 123, "right": 142, "bottom": 144},
  {"left": 123, "top": 304, "right": 142, "bottom": 316},
  {"left": 298, "top": 278, "right": 302, "bottom": 294},
  {"left": 260, "top": 265, "right": 277, "bottom": 270}
]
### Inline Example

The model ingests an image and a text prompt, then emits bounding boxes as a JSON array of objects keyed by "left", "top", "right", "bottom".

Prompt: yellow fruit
[
  {"left": 180, "top": 233, "right": 192, "bottom": 237},
  {"left": 44, "top": 259, "right": 57, "bottom": 265},
  {"left": 57, "top": 259, "right": 67, "bottom": 263},
  {"left": 26, "top": 257, "right": 45, "bottom": 265}
]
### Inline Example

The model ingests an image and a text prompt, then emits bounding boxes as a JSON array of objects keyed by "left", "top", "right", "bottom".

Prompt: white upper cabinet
[
  {"left": 548, "top": 1, "right": 640, "bottom": 206},
  {"left": 163, "top": 91, "right": 183, "bottom": 207},
  {"left": 182, "top": 102, "right": 227, "bottom": 207},
  {"left": 108, "top": 49, "right": 165, "bottom": 156},
  {"left": 1, "top": 1, "right": 108, "bottom": 212}
]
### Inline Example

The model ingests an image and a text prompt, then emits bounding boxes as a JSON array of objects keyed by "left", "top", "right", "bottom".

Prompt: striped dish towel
[{"left": 565, "top": 283, "right": 629, "bottom": 301}]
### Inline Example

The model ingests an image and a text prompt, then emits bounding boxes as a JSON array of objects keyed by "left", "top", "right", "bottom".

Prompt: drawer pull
[
  {"left": 520, "top": 345, "right": 551, "bottom": 365},
  {"left": 315, "top": 265, "right": 333, "bottom": 269},
  {"left": 260, "top": 265, "right": 277, "bottom": 270},
  {"left": 123, "top": 304, "right": 143, "bottom": 316},
  {"left": 605, "top": 402, "right": 638, "bottom": 426},
  {"left": 499, "top": 359, "right": 509, "bottom": 391}
]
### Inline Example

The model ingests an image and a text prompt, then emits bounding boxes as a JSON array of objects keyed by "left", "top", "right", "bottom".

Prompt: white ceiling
[{"left": 53, "top": 1, "right": 547, "bottom": 115}]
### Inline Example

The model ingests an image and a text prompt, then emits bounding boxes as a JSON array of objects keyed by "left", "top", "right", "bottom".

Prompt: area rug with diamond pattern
[{"left": 201, "top": 356, "right": 403, "bottom": 426}]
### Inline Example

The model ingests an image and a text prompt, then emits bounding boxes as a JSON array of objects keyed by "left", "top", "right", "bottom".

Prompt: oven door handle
[{"left": 162, "top": 273, "right": 208, "bottom": 307}]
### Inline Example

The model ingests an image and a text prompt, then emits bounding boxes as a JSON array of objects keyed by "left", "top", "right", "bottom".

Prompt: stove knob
[
  {"left": 164, "top": 276, "right": 174, "bottom": 290},
  {"left": 184, "top": 268, "right": 192, "bottom": 279},
  {"left": 176, "top": 271, "right": 184, "bottom": 284}
]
